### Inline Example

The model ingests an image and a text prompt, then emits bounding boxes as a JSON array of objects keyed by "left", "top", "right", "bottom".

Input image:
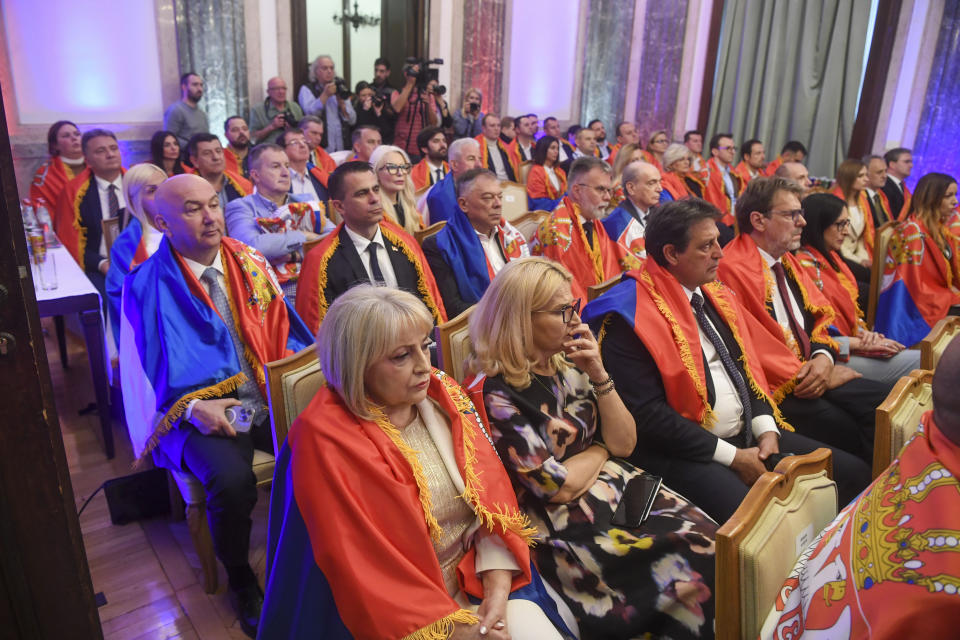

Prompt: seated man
[
  {"left": 475, "top": 114, "right": 520, "bottom": 181},
  {"left": 588, "top": 119, "right": 612, "bottom": 160},
  {"left": 350, "top": 124, "right": 382, "bottom": 163},
  {"left": 187, "top": 133, "right": 252, "bottom": 209},
  {"left": 424, "top": 137, "right": 482, "bottom": 225},
  {"left": 583, "top": 199, "right": 870, "bottom": 523},
  {"left": 606, "top": 121, "right": 640, "bottom": 166},
  {"left": 732, "top": 139, "right": 766, "bottom": 186},
  {"left": 602, "top": 160, "right": 662, "bottom": 259},
  {"left": 718, "top": 177, "right": 892, "bottom": 462},
  {"left": 511, "top": 114, "right": 536, "bottom": 162},
  {"left": 422, "top": 169, "right": 529, "bottom": 317},
  {"left": 703, "top": 133, "right": 741, "bottom": 226},
  {"left": 532, "top": 156, "right": 639, "bottom": 299},
  {"left": 224, "top": 144, "right": 331, "bottom": 299},
  {"left": 279, "top": 129, "right": 328, "bottom": 202},
  {"left": 763, "top": 140, "right": 807, "bottom": 177},
  {"left": 119, "top": 174, "right": 312, "bottom": 638},
  {"left": 224, "top": 116, "right": 252, "bottom": 178},
  {"left": 298, "top": 115, "right": 337, "bottom": 175},
  {"left": 410, "top": 126, "right": 449, "bottom": 191},
  {"left": 543, "top": 116, "right": 576, "bottom": 164},
  {"left": 761, "top": 336, "right": 960, "bottom": 638},
  {"left": 54, "top": 128, "right": 126, "bottom": 301},
  {"left": 774, "top": 161, "right": 812, "bottom": 196},
  {"left": 296, "top": 161, "right": 446, "bottom": 333}
]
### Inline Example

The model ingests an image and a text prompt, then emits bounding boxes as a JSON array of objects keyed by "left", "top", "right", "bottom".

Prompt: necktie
[
  {"left": 434, "top": 168, "right": 443, "bottom": 184},
  {"left": 582, "top": 220, "right": 594, "bottom": 248},
  {"left": 107, "top": 184, "right": 120, "bottom": 218},
  {"left": 199, "top": 267, "right": 263, "bottom": 430},
  {"left": 771, "top": 262, "right": 812, "bottom": 359},
  {"left": 692, "top": 293, "right": 753, "bottom": 444},
  {"left": 367, "top": 243, "right": 386, "bottom": 284},
  {"left": 873, "top": 193, "right": 885, "bottom": 223}
]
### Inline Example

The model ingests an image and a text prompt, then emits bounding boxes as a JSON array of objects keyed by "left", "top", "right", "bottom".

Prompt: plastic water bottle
[{"left": 34, "top": 198, "right": 58, "bottom": 246}]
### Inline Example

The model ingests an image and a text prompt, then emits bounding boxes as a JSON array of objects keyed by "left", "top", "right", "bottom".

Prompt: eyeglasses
[
  {"left": 832, "top": 219, "right": 851, "bottom": 231},
  {"left": 535, "top": 298, "right": 582, "bottom": 323},
  {"left": 284, "top": 140, "right": 308, "bottom": 147},
  {"left": 575, "top": 183, "right": 613, "bottom": 197},
  {"left": 718, "top": 145, "right": 736, "bottom": 151},
  {"left": 652, "top": 138, "right": 668, "bottom": 145},
  {"left": 769, "top": 209, "right": 805, "bottom": 223},
  {"left": 381, "top": 163, "right": 412, "bottom": 175}
]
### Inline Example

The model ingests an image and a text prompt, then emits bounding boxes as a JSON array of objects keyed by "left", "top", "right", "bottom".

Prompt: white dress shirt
[
  {"left": 344, "top": 224, "right": 399, "bottom": 289},
  {"left": 683, "top": 285, "right": 778, "bottom": 466},
  {"left": 95, "top": 174, "right": 126, "bottom": 266},
  {"left": 758, "top": 247, "right": 833, "bottom": 363},
  {"left": 545, "top": 166, "right": 560, "bottom": 193},
  {"left": 142, "top": 222, "right": 163, "bottom": 256},
  {"left": 476, "top": 227, "right": 506, "bottom": 274},
  {"left": 289, "top": 168, "right": 321, "bottom": 200},
  {"left": 486, "top": 140, "right": 508, "bottom": 180}
]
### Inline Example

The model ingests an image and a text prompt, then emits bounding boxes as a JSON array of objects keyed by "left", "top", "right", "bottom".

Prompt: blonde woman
[
  {"left": 370, "top": 144, "right": 424, "bottom": 234},
  {"left": 105, "top": 163, "right": 167, "bottom": 346},
  {"left": 453, "top": 87, "right": 484, "bottom": 139},
  {"left": 466, "top": 257, "right": 717, "bottom": 639},
  {"left": 261, "top": 285, "right": 573, "bottom": 639},
  {"left": 609, "top": 142, "right": 642, "bottom": 209},
  {"left": 643, "top": 129, "right": 669, "bottom": 170}
]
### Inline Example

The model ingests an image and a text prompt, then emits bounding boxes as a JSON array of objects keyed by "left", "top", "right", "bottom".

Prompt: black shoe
[{"left": 228, "top": 581, "right": 264, "bottom": 639}]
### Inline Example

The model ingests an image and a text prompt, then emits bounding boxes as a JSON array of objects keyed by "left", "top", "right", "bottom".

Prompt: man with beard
[
  {"left": 510, "top": 114, "right": 537, "bottom": 162},
  {"left": 164, "top": 72, "right": 209, "bottom": 150},
  {"left": 410, "top": 126, "right": 449, "bottom": 191},
  {"left": 588, "top": 119, "right": 612, "bottom": 160},
  {"left": 224, "top": 116, "right": 252, "bottom": 178}
]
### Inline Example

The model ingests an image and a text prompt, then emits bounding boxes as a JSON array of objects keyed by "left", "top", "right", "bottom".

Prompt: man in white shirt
[
  {"left": 475, "top": 114, "right": 518, "bottom": 182},
  {"left": 588, "top": 119, "right": 612, "bottom": 159},
  {"left": 279, "top": 129, "right": 328, "bottom": 202},
  {"left": 585, "top": 197, "right": 871, "bottom": 523},
  {"left": 568, "top": 127, "right": 597, "bottom": 165},
  {"left": 863, "top": 154, "right": 893, "bottom": 226},
  {"left": 512, "top": 115, "right": 536, "bottom": 162},
  {"left": 882, "top": 147, "right": 913, "bottom": 218}
]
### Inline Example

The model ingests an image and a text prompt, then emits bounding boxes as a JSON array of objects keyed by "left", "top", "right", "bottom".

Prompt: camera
[
  {"left": 281, "top": 111, "right": 298, "bottom": 127},
  {"left": 402, "top": 57, "right": 444, "bottom": 92},
  {"left": 333, "top": 76, "right": 351, "bottom": 100},
  {"left": 372, "top": 86, "right": 392, "bottom": 108},
  {"left": 469, "top": 101, "right": 481, "bottom": 114}
]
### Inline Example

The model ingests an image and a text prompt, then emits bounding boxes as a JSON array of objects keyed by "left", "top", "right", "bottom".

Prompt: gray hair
[
  {"left": 621, "top": 160, "right": 658, "bottom": 186},
  {"left": 449, "top": 137, "right": 480, "bottom": 164},
  {"left": 455, "top": 168, "right": 498, "bottom": 198},
  {"left": 568, "top": 156, "right": 611, "bottom": 185},
  {"left": 309, "top": 55, "right": 334, "bottom": 79},
  {"left": 662, "top": 143, "right": 691, "bottom": 170}
]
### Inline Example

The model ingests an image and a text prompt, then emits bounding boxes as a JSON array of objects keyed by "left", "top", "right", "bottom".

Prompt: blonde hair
[
  {"left": 316, "top": 285, "right": 434, "bottom": 419},
  {"left": 122, "top": 163, "right": 167, "bottom": 229},
  {"left": 612, "top": 142, "right": 642, "bottom": 183},
  {"left": 369, "top": 145, "right": 422, "bottom": 234},
  {"left": 467, "top": 257, "right": 573, "bottom": 389}
]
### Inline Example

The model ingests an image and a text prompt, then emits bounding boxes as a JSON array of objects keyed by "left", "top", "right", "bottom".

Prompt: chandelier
[{"left": 333, "top": 1, "right": 381, "bottom": 31}]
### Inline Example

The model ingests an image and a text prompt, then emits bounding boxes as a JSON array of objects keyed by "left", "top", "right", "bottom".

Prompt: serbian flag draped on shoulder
[{"left": 119, "top": 236, "right": 312, "bottom": 461}]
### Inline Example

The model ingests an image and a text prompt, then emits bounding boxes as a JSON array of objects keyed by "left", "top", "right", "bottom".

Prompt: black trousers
[
  {"left": 633, "top": 431, "right": 871, "bottom": 525},
  {"left": 780, "top": 376, "right": 892, "bottom": 463},
  {"left": 180, "top": 420, "right": 273, "bottom": 574}
]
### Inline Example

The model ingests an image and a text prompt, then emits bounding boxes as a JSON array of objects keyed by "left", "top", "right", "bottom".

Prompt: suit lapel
[
  {"left": 383, "top": 232, "right": 418, "bottom": 290},
  {"left": 336, "top": 226, "right": 371, "bottom": 286}
]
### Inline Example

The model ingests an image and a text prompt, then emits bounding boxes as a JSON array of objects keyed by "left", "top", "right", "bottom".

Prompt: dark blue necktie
[
  {"left": 366, "top": 243, "right": 386, "bottom": 284},
  {"left": 691, "top": 292, "right": 753, "bottom": 445}
]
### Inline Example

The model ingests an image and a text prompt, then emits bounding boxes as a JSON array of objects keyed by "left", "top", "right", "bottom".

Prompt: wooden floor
[{"left": 47, "top": 318, "right": 269, "bottom": 640}]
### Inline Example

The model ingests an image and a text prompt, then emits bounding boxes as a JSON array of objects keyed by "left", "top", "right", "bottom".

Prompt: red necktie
[{"left": 772, "top": 262, "right": 811, "bottom": 359}]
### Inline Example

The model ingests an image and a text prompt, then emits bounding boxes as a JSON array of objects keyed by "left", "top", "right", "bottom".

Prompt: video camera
[{"left": 403, "top": 57, "right": 446, "bottom": 95}]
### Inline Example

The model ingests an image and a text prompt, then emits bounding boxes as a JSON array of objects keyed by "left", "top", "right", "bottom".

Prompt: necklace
[{"left": 530, "top": 370, "right": 561, "bottom": 402}]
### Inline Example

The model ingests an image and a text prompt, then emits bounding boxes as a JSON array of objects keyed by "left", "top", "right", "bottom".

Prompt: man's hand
[
  {"left": 320, "top": 81, "right": 337, "bottom": 100},
  {"left": 756, "top": 431, "right": 780, "bottom": 462},
  {"left": 302, "top": 231, "right": 322, "bottom": 242},
  {"left": 730, "top": 447, "right": 767, "bottom": 486},
  {"left": 189, "top": 398, "right": 241, "bottom": 437},
  {"left": 270, "top": 113, "right": 286, "bottom": 131},
  {"left": 827, "top": 364, "right": 861, "bottom": 390},
  {"left": 98, "top": 260, "right": 110, "bottom": 275},
  {"left": 793, "top": 353, "right": 832, "bottom": 399}
]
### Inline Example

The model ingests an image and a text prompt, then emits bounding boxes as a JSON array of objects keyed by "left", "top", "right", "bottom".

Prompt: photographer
[
  {"left": 453, "top": 88, "right": 484, "bottom": 139},
  {"left": 391, "top": 60, "right": 441, "bottom": 161},
  {"left": 298, "top": 55, "right": 356, "bottom": 152},
  {"left": 353, "top": 81, "right": 392, "bottom": 134},
  {"left": 250, "top": 77, "right": 304, "bottom": 144}
]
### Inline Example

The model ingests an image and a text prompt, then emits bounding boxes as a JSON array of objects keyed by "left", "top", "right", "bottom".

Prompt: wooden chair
[
  {"left": 873, "top": 368, "right": 933, "bottom": 477},
  {"left": 866, "top": 221, "right": 896, "bottom": 328},
  {"left": 518, "top": 160, "right": 533, "bottom": 185},
  {"left": 499, "top": 181, "right": 528, "bottom": 223},
  {"left": 101, "top": 217, "right": 121, "bottom": 256},
  {"left": 715, "top": 449, "right": 837, "bottom": 640},
  {"left": 919, "top": 316, "right": 960, "bottom": 370},
  {"left": 415, "top": 220, "right": 447, "bottom": 246},
  {"left": 264, "top": 345, "right": 327, "bottom": 454},
  {"left": 587, "top": 275, "right": 621, "bottom": 301},
  {"left": 435, "top": 306, "right": 474, "bottom": 383},
  {"left": 511, "top": 210, "right": 548, "bottom": 242}
]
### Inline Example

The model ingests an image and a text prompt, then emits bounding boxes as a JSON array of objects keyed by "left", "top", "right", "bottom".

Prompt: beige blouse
[{"left": 841, "top": 203, "right": 870, "bottom": 265}]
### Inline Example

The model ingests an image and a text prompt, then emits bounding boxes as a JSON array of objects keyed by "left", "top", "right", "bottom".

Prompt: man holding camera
[
  {"left": 250, "top": 77, "right": 304, "bottom": 145},
  {"left": 391, "top": 60, "right": 441, "bottom": 161},
  {"left": 298, "top": 55, "right": 357, "bottom": 153}
]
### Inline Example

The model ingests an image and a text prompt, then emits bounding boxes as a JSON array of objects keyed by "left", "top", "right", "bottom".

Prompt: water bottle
[{"left": 34, "top": 198, "right": 58, "bottom": 247}]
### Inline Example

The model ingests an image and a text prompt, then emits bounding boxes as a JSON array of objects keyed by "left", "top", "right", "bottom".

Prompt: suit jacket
[
  {"left": 422, "top": 232, "right": 507, "bottom": 318},
  {"left": 55, "top": 169, "right": 127, "bottom": 272},
  {"left": 881, "top": 176, "right": 906, "bottom": 220},
  {"left": 866, "top": 188, "right": 893, "bottom": 228}
]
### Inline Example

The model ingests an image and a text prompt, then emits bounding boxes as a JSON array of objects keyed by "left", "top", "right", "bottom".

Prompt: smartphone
[{"left": 611, "top": 473, "right": 662, "bottom": 528}]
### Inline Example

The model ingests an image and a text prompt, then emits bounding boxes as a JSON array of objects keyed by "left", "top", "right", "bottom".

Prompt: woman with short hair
[
  {"left": 526, "top": 136, "right": 567, "bottom": 211},
  {"left": 370, "top": 144, "right": 424, "bottom": 234},
  {"left": 468, "top": 257, "right": 717, "bottom": 639},
  {"left": 660, "top": 143, "right": 695, "bottom": 201},
  {"left": 263, "top": 285, "right": 573, "bottom": 640}
]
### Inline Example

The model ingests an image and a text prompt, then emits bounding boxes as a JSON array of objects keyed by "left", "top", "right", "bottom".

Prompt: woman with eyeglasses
[
  {"left": 798, "top": 193, "right": 919, "bottom": 384},
  {"left": 831, "top": 159, "right": 874, "bottom": 294},
  {"left": 466, "top": 257, "right": 717, "bottom": 639},
  {"left": 369, "top": 144, "right": 424, "bottom": 235},
  {"left": 642, "top": 129, "right": 669, "bottom": 171},
  {"left": 526, "top": 136, "right": 567, "bottom": 211},
  {"left": 875, "top": 173, "right": 960, "bottom": 347}
]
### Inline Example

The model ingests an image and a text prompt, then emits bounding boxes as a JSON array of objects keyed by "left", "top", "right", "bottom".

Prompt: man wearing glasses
[
  {"left": 532, "top": 157, "right": 639, "bottom": 300},
  {"left": 718, "top": 177, "right": 892, "bottom": 466},
  {"left": 280, "top": 129, "right": 328, "bottom": 203},
  {"left": 703, "top": 133, "right": 742, "bottom": 226}
]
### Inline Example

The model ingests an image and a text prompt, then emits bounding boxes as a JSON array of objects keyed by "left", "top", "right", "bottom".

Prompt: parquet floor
[{"left": 47, "top": 318, "right": 269, "bottom": 639}]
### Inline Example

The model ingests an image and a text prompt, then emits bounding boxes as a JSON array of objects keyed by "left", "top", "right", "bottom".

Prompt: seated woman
[
  {"left": 30, "top": 120, "right": 86, "bottom": 214},
  {"left": 105, "top": 163, "right": 167, "bottom": 347},
  {"left": 609, "top": 142, "right": 643, "bottom": 210},
  {"left": 370, "top": 144, "right": 424, "bottom": 235},
  {"left": 798, "top": 193, "right": 919, "bottom": 384},
  {"left": 526, "top": 136, "right": 567, "bottom": 211},
  {"left": 660, "top": 143, "right": 694, "bottom": 202},
  {"left": 150, "top": 130, "right": 186, "bottom": 177},
  {"left": 876, "top": 172, "right": 960, "bottom": 347},
  {"left": 831, "top": 159, "right": 873, "bottom": 305},
  {"left": 467, "top": 257, "right": 717, "bottom": 639},
  {"left": 642, "top": 129, "right": 669, "bottom": 170},
  {"left": 264, "top": 285, "right": 575, "bottom": 640}
]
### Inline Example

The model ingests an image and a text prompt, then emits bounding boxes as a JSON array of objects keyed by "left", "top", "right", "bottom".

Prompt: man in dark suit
[
  {"left": 881, "top": 147, "right": 913, "bottom": 218},
  {"left": 295, "top": 161, "right": 446, "bottom": 333},
  {"left": 863, "top": 154, "right": 894, "bottom": 227},
  {"left": 583, "top": 199, "right": 870, "bottom": 523}
]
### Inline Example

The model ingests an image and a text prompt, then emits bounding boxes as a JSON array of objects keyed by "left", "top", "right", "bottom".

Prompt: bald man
[
  {"left": 119, "top": 175, "right": 311, "bottom": 638},
  {"left": 250, "top": 76, "right": 304, "bottom": 144},
  {"left": 774, "top": 161, "right": 812, "bottom": 195},
  {"left": 761, "top": 336, "right": 960, "bottom": 638}
]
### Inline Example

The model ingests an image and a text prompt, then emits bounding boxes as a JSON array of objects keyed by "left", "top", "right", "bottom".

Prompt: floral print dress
[{"left": 482, "top": 366, "right": 718, "bottom": 639}]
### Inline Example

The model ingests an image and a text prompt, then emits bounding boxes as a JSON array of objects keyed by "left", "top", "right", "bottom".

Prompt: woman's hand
[
  {"left": 476, "top": 569, "right": 512, "bottom": 639},
  {"left": 562, "top": 322, "right": 606, "bottom": 382}
]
